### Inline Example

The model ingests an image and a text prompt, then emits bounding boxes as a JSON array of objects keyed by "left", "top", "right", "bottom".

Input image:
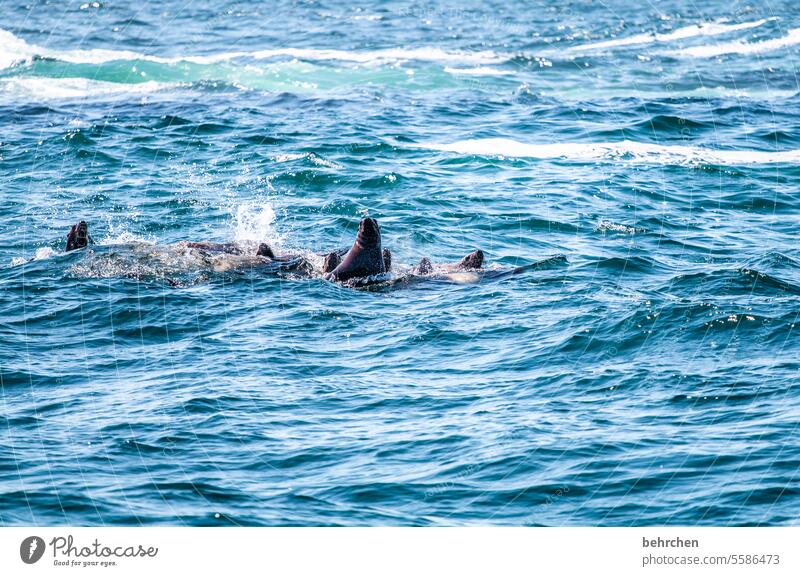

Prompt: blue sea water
[{"left": 1, "top": 0, "right": 800, "bottom": 526}]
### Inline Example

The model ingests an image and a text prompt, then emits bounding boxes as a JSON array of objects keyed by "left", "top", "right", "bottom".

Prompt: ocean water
[{"left": 1, "top": 0, "right": 800, "bottom": 526}]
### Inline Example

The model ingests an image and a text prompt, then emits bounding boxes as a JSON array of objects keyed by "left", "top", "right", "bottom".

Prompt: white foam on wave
[
  {"left": 0, "top": 28, "right": 158, "bottom": 68},
  {"left": 221, "top": 47, "right": 504, "bottom": 65},
  {"left": 0, "top": 28, "right": 34, "bottom": 69},
  {"left": 417, "top": 138, "right": 800, "bottom": 165},
  {"left": 546, "top": 85, "right": 797, "bottom": 102},
  {"left": 677, "top": 27, "right": 800, "bottom": 57},
  {"left": 0, "top": 77, "right": 171, "bottom": 100},
  {"left": 9, "top": 246, "right": 58, "bottom": 267},
  {"left": 272, "top": 152, "right": 341, "bottom": 169},
  {"left": 444, "top": 66, "right": 513, "bottom": 76},
  {"left": 272, "top": 153, "right": 308, "bottom": 163},
  {"left": 0, "top": 28, "right": 505, "bottom": 70},
  {"left": 569, "top": 18, "right": 775, "bottom": 52},
  {"left": 655, "top": 85, "right": 797, "bottom": 100},
  {"left": 9, "top": 245, "right": 85, "bottom": 267},
  {"left": 33, "top": 247, "right": 57, "bottom": 260}
]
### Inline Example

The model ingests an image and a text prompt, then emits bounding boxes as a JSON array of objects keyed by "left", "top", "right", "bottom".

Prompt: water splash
[{"left": 232, "top": 202, "right": 280, "bottom": 248}]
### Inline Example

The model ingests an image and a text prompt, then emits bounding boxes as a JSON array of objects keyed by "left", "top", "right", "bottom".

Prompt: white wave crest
[
  {"left": 33, "top": 247, "right": 57, "bottom": 260},
  {"left": 417, "top": 138, "right": 800, "bottom": 165},
  {"left": 248, "top": 47, "right": 505, "bottom": 65},
  {"left": 569, "top": 18, "right": 775, "bottom": 52},
  {"left": 0, "top": 28, "right": 505, "bottom": 70},
  {"left": 9, "top": 246, "right": 58, "bottom": 267},
  {"left": 272, "top": 152, "right": 341, "bottom": 168},
  {"left": 677, "top": 27, "right": 800, "bottom": 58},
  {"left": 0, "top": 28, "right": 36, "bottom": 69},
  {"left": 546, "top": 85, "right": 797, "bottom": 102},
  {"left": 0, "top": 28, "right": 162, "bottom": 67},
  {"left": 0, "top": 77, "right": 171, "bottom": 100},
  {"left": 443, "top": 66, "right": 514, "bottom": 76}
]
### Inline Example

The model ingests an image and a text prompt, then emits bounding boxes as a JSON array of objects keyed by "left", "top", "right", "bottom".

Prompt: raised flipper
[
  {"left": 322, "top": 251, "right": 342, "bottom": 273},
  {"left": 414, "top": 257, "right": 433, "bottom": 275},
  {"left": 457, "top": 249, "right": 484, "bottom": 270},
  {"left": 383, "top": 248, "right": 392, "bottom": 272}
]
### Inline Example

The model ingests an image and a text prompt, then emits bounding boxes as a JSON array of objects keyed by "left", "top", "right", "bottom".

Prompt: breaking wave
[
  {"left": 417, "top": 138, "right": 800, "bottom": 165},
  {"left": 569, "top": 18, "right": 776, "bottom": 52}
]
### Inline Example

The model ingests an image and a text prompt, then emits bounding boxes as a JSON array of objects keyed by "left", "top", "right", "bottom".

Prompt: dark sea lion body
[
  {"left": 66, "top": 221, "right": 93, "bottom": 251},
  {"left": 323, "top": 246, "right": 391, "bottom": 274},
  {"left": 325, "top": 217, "right": 386, "bottom": 282},
  {"left": 256, "top": 243, "right": 275, "bottom": 258}
]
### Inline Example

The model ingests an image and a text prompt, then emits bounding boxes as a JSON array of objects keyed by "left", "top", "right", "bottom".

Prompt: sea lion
[
  {"left": 183, "top": 241, "right": 242, "bottom": 255},
  {"left": 413, "top": 249, "right": 484, "bottom": 275},
  {"left": 181, "top": 241, "right": 274, "bottom": 258},
  {"left": 59, "top": 219, "right": 535, "bottom": 289},
  {"left": 324, "top": 217, "right": 387, "bottom": 282},
  {"left": 65, "top": 220, "right": 280, "bottom": 259},
  {"left": 191, "top": 241, "right": 306, "bottom": 274},
  {"left": 65, "top": 220, "right": 93, "bottom": 251}
]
